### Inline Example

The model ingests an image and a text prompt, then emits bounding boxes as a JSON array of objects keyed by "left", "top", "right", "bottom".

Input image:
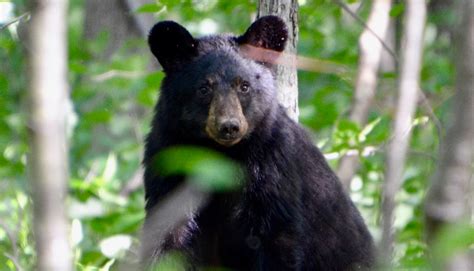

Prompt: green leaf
[
  {"left": 152, "top": 146, "right": 242, "bottom": 192},
  {"left": 390, "top": 3, "right": 405, "bottom": 18},
  {"left": 135, "top": 3, "right": 165, "bottom": 13},
  {"left": 332, "top": 119, "right": 361, "bottom": 151},
  {"left": 83, "top": 109, "right": 112, "bottom": 124},
  {"left": 151, "top": 251, "right": 187, "bottom": 271},
  {"left": 337, "top": 119, "right": 360, "bottom": 132},
  {"left": 359, "top": 117, "right": 381, "bottom": 142},
  {"left": 432, "top": 222, "right": 474, "bottom": 267},
  {"left": 101, "top": 153, "right": 117, "bottom": 182}
]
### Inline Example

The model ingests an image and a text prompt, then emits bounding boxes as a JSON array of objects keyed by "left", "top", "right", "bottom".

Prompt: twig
[
  {"left": 4, "top": 253, "right": 24, "bottom": 271},
  {"left": 240, "top": 44, "right": 350, "bottom": 75},
  {"left": 325, "top": 145, "right": 437, "bottom": 162},
  {"left": 0, "top": 220, "right": 23, "bottom": 271},
  {"left": 333, "top": 0, "right": 398, "bottom": 64},
  {"left": 0, "top": 13, "right": 29, "bottom": 31},
  {"left": 418, "top": 89, "right": 444, "bottom": 141},
  {"left": 91, "top": 70, "right": 147, "bottom": 82}
]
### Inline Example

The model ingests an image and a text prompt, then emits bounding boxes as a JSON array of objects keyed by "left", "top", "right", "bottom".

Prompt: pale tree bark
[
  {"left": 380, "top": 20, "right": 396, "bottom": 73},
  {"left": 425, "top": 0, "right": 474, "bottom": 270},
  {"left": 27, "top": 0, "right": 72, "bottom": 270},
  {"left": 336, "top": 0, "right": 392, "bottom": 188},
  {"left": 381, "top": 0, "right": 426, "bottom": 265},
  {"left": 257, "top": 0, "right": 299, "bottom": 121}
]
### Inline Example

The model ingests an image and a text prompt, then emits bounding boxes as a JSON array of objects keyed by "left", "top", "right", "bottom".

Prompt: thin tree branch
[
  {"left": 381, "top": 0, "right": 426, "bottom": 265},
  {"left": 4, "top": 253, "right": 24, "bottom": 271},
  {"left": 0, "top": 221, "right": 23, "bottom": 271},
  {"left": 0, "top": 12, "right": 29, "bottom": 31},
  {"left": 418, "top": 88, "right": 444, "bottom": 141},
  {"left": 91, "top": 70, "right": 147, "bottom": 82},
  {"left": 334, "top": 0, "right": 398, "bottom": 63}
]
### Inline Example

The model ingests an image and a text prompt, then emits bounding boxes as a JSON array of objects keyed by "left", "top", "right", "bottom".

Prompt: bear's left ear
[
  {"left": 148, "top": 21, "right": 198, "bottom": 72},
  {"left": 236, "top": 15, "right": 288, "bottom": 53}
]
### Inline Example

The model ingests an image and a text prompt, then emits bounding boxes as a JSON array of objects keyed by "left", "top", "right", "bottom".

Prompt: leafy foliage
[{"left": 0, "top": 0, "right": 466, "bottom": 270}]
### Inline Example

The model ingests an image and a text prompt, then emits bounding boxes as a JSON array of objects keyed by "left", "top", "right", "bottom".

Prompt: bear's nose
[{"left": 218, "top": 119, "right": 240, "bottom": 138}]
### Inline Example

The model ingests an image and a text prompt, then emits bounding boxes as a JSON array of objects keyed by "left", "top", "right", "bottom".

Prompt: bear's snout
[
  {"left": 218, "top": 119, "right": 241, "bottom": 139},
  {"left": 206, "top": 115, "right": 248, "bottom": 147},
  {"left": 205, "top": 91, "right": 249, "bottom": 147}
]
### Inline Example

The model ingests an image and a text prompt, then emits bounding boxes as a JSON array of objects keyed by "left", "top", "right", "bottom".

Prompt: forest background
[{"left": 0, "top": 0, "right": 472, "bottom": 270}]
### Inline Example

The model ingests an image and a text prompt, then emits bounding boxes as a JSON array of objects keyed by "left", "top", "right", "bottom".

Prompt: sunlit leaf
[
  {"left": 102, "top": 153, "right": 117, "bottom": 182},
  {"left": 135, "top": 3, "right": 165, "bottom": 13},
  {"left": 390, "top": 3, "right": 405, "bottom": 18},
  {"left": 99, "top": 234, "right": 132, "bottom": 259},
  {"left": 153, "top": 146, "right": 242, "bottom": 192},
  {"left": 358, "top": 117, "right": 381, "bottom": 142},
  {"left": 71, "top": 219, "right": 84, "bottom": 246}
]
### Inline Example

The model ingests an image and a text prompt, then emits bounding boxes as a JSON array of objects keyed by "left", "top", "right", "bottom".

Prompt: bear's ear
[
  {"left": 148, "top": 21, "right": 198, "bottom": 72},
  {"left": 236, "top": 15, "right": 288, "bottom": 52}
]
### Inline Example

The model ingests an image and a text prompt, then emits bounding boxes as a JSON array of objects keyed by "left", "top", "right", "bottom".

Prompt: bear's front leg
[
  {"left": 254, "top": 225, "right": 304, "bottom": 271},
  {"left": 243, "top": 197, "right": 305, "bottom": 271}
]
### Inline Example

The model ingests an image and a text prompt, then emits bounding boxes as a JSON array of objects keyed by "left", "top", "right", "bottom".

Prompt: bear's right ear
[
  {"left": 148, "top": 21, "right": 198, "bottom": 72},
  {"left": 236, "top": 16, "right": 288, "bottom": 65},
  {"left": 236, "top": 16, "right": 288, "bottom": 53}
]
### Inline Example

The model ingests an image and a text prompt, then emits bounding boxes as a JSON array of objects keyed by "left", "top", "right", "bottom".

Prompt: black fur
[{"left": 143, "top": 16, "right": 375, "bottom": 270}]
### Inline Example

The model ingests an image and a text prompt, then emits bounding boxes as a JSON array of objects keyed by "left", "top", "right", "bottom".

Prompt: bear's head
[{"left": 148, "top": 16, "right": 288, "bottom": 147}]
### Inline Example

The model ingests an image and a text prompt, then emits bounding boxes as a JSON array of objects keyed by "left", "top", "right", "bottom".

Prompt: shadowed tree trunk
[
  {"left": 257, "top": 0, "right": 299, "bottom": 121},
  {"left": 27, "top": 0, "right": 72, "bottom": 270},
  {"left": 84, "top": 0, "right": 139, "bottom": 57},
  {"left": 425, "top": 0, "right": 474, "bottom": 270},
  {"left": 84, "top": 0, "right": 154, "bottom": 57}
]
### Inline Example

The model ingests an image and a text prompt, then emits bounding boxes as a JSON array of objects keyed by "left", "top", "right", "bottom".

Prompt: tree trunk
[
  {"left": 257, "top": 0, "right": 299, "bottom": 121},
  {"left": 425, "top": 0, "right": 474, "bottom": 269},
  {"left": 336, "top": 0, "right": 392, "bottom": 188},
  {"left": 381, "top": 0, "right": 426, "bottom": 265},
  {"left": 84, "top": 0, "right": 152, "bottom": 57},
  {"left": 27, "top": 0, "right": 72, "bottom": 270}
]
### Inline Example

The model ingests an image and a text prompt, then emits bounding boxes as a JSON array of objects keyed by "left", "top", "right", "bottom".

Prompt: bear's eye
[
  {"left": 198, "top": 86, "right": 212, "bottom": 96},
  {"left": 240, "top": 82, "right": 250, "bottom": 93}
]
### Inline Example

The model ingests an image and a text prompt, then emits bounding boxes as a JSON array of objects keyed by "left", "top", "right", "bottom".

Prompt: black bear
[{"left": 142, "top": 16, "right": 374, "bottom": 270}]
